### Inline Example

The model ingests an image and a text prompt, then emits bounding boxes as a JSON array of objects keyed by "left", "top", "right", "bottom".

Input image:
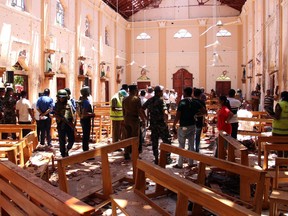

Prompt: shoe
[
  {"left": 173, "top": 164, "right": 183, "bottom": 169},
  {"left": 166, "top": 157, "right": 173, "bottom": 164}
]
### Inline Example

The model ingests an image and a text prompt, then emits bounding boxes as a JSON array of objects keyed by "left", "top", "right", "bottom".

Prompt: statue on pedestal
[{"left": 46, "top": 54, "right": 52, "bottom": 72}]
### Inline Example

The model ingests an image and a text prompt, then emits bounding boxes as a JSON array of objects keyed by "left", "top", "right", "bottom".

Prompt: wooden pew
[
  {"left": 0, "top": 131, "right": 38, "bottom": 167},
  {"left": 0, "top": 161, "right": 95, "bottom": 216},
  {"left": 158, "top": 143, "right": 266, "bottom": 214},
  {"left": 93, "top": 102, "right": 110, "bottom": 108},
  {"left": 23, "top": 131, "right": 55, "bottom": 180},
  {"left": 257, "top": 136, "right": 288, "bottom": 168},
  {"left": 0, "top": 124, "right": 36, "bottom": 140},
  {"left": 93, "top": 107, "right": 111, "bottom": 141},
  {"left": 218, "top": 131, "right": 249, "bottom": 166},
  {"left": 0, "top": 140, "right": 25, "bottom": 166},
  {"left": 238, "top": 111, "right": 272, "bottom": 137},
  {"left": 269, "top": 158, "right": 288, "bottom": 215},
  {"left": 57, "top": 137, "right": 138, "bottom": 208},
  {"left": 111, "top": 159, "right": 258, "bottom": 216}
]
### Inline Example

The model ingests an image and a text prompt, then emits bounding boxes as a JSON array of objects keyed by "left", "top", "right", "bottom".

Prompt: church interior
[{"left": 0, "top": 0, "right": 288, "bottom": 215}]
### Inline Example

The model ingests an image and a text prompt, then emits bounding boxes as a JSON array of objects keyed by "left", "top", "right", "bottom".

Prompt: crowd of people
[{"left": 2, "top": 81, "right": 288, "bottom": 163}]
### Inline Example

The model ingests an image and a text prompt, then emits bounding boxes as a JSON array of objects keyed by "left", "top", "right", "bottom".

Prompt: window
[
  {"left": 56, "top": 0, "right": 65, "bottom": 27},
  {"left": 85, "top": 17, "right": 90, "bottom": 37},
  {"left": 136, "top": 32, "right": 151, "bottom": 40},
  {"left": 11, "top": 0, "right": 24, "bottom": 11},
  {"left": 174, "top": 29, "right": 192, "bottom": 38},
  {"left": 216, "top": 29, "right": 231, "bottom": 37}
]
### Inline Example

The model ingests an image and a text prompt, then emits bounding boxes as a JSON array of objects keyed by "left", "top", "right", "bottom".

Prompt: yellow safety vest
[
  {"left": 110, "top": 94, "right": 124, "bottom": 121},
  {"left": 272, "top": 101, "right": 288, "bottom": 135}
]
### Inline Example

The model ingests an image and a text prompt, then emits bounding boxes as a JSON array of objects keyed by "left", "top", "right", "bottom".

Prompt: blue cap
[{"left": 119, "top": 90, "right": 128, "bottom": 97}]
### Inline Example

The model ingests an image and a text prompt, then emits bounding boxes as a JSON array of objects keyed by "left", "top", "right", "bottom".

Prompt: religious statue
[
  {"left": 57, "top": 57, "right": 67, "bottom": 74},
  {"left": 46, "top": 54, "right": 52, "bottom": 72},
  {"left": 100, "top": 64, "right": 105, "bottom": 78},
  {"left": 137, "top": 68, "right": 150, "bottom": 80},
  {"left": 79, "top": 60, "right": 84, "bottom": 75}
]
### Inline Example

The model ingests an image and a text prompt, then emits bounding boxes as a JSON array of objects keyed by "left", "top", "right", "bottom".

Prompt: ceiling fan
[
  {"left": 205, "top": 39, "right": 231, "bottom": 49},
  {"left": 200, "top": 19, "right": 240, "bottom": 36}
]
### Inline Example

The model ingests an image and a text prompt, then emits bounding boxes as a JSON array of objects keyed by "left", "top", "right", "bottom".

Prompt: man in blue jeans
[
  {"left": 36, "top": 88, "right": 54, "bottom": 146},
  {"left": 172, "top": 87, "right": 206, "bottom": 169}
]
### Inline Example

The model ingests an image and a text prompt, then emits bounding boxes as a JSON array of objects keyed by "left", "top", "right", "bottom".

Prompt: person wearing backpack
[{"left": 172, "top": 87, "right": 206, "bottom": 169}]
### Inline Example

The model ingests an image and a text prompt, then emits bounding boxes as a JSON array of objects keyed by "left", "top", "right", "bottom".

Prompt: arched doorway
[{"left": 172, "top": 68, "right": 193, "bottom": 103}]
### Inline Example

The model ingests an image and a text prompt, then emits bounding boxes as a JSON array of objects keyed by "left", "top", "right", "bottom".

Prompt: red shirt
[{"left": 217, "top": 106, "right": 232, "bottom": 135}]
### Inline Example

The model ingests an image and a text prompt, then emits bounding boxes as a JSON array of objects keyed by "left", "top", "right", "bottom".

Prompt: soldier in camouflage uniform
[
  {"left": 53, "top": 89, "right": 75, "bottom": 157},
  {"left": 2, "top": 86, "right": 17, "bottom": 139},
  {"left": 141, "top": 85, "right": 172, "bottom": 165}
]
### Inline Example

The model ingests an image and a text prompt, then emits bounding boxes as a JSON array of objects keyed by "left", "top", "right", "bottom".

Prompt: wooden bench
[
  {"left": 57, "top": 137, "right": 138, "bottom": 208},
  {"left": 22, "top": 131, "right": 55, "bottom": 181},
  {"left": 258, "top": 136, "right": 288, "bottom": 168},
  {"left": 111, "top": 159, "right": 258, "bottom": 216},
  {"left": 0, "top": 131, "right": 39, "bottom": 167},
  {"left": 0, "top": 161, "right": 95, "bottom": 215},
  {"left": 158, "top": 143, "right": 266, "bottom": 214},
  {"left": 93, "top": 107, "right": 111, "bottom": 141},
  {"left": 218, "top": 131, "right": 249, "bottom": 166},
  {"left": 0, "top": 124, "right": 36, "bottom": 140},
  {"left": 0, "top": 140, "right": 25, "bottom": 166},
  {"left": 238, "top": 111, "right": 273, "bottom": 137},
  {"left": 269, "top": 158, "right": 288, "bottom": 215}
]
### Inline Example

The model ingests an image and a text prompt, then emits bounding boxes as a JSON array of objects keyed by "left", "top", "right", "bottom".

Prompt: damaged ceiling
[{"left": 102, "top": 0, "right": 247, "bottom": 20}]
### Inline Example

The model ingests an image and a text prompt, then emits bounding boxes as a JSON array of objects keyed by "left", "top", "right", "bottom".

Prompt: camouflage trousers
[{"left": 150, "top": 121, "right": 171, "bottom": 159}]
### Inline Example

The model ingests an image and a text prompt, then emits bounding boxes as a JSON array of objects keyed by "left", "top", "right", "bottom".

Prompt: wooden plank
[
  {"left": 160, "top": 143, "right": 264, "bottom": 180},
  {"left": 238, "top": 117, "right": 273, "bottom": 123},
  {"left": 101, "top": 153, "right": 112, "bottom": 199},
  {"left": 0, "top": 196, "right": 28, "bottom": 216},
  {"left": 111, "top": 190, "right": 164, "bottom": 216},
  {"left": 0, "top": 161, "right": 94, "bottom": 216},
  {"left": 0, "top": 178, "right": 49, "bottom": 215},
  {"left": 175, "top": 192, "right": 188, "bottom": 216}
]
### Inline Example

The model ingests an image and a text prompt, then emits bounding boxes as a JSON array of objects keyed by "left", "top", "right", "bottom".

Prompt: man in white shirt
[
  {"left": 139, "top": 90, "right": 148, "bottom": 151},
  {"left": 227, "top": 89, "right": 242, "bottom": 139},
  {"left": 145, "top": 86, "right": 154, "bottom": 99},
  {"left": 169, "top": 89, "right": 177, "bottom": 110},
  {"left": 16, "top": 91, "right": 35, "bottom": 137}
]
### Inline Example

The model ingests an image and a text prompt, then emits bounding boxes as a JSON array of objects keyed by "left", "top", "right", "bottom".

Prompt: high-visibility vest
[
  {"left": 110, "top": 94, "right": 124, "bottom": 121},
  {"left": 272, "top": 100, "right": 288, "bottom": 135}
]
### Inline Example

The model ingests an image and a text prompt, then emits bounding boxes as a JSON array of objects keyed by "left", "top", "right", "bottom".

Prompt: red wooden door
[
  {"left": 173, "top": 69, "right": 193, "bottom": 103},
  {"left": 137, "top": 81, "right": 151, "bottom": 90},
  {"left": 57, "top": 77, "right": 66, "bottom": 91},
  {"left": 215, "top": 81, "right": 231, "bottom": 96}
]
